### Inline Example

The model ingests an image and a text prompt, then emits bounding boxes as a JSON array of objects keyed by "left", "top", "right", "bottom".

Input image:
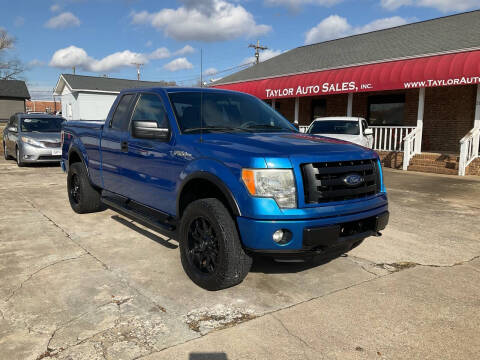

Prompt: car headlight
[
  {"left": 241, "top": 169, "right": 297, "bottom": 209},
  {"left": 21, "top": 136, "right": 43, "bottom": 147}
]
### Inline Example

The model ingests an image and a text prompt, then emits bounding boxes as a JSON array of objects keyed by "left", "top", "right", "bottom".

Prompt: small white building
[{"left": 53, "top": 74, "right": 169, "bottom": 121}]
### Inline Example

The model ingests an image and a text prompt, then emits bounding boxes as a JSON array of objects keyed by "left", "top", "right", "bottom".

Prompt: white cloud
[
  {"left": 130, "top": 0, "right": 271, "bottom": 42},
  {"left": 91, "top": 50, "right": 148, "bottom": 72},
  {"left": 163, "top": 57, "right": 194, "bottom": 71},
  {"left": 28, "top": 59, "right": 45, "bottom": 67},
  {"left": 149, "top": 47, "right": 171, "bottom": 59},
  {"left": 50, "top": 4, "right": 61, "bottom": 12},
  {"left": 49, "top": 45, "right": 148, "bottom": 73},
  {"left": 45, "top": 12, "right": 80, "bottom": 29},
  {"left": 242, "top": 48, "right": 283, "bottom": 65},
  {"left": 265, "top": 0, "right": 343, "bottom": 10},
  {"left": 14, "top": 16, "right": 25, "bottom": 27},
  {"left": 304, "top": 15, "right": 408, "bottom": 44},
  {"left": 381, "top": 0, "right": 480, "bottom": 12},
  {"left": 174, "top": 45, "right": 195, "bottom": 56},
  {"left": 203, "top": 67, "right": 218, "bottom": 76}
]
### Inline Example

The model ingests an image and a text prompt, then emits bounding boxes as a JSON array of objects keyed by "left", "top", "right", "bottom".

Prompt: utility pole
[
  {"left": 72, "top": 66, "right": 75, "bottom": 75},
  {"left": 131, "top": 62, "right": 144, "bottom": 80},
  {"left": 248, "top": 40, "right": 268, "bottom": 65}
]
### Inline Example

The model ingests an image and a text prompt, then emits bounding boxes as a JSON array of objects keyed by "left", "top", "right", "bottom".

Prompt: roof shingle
[
  {"left": 215, "top": 11, "right": 480, "bottom": 85},
  {"left": 0, "top": 80, "right": 30, "bottom": 99},
  {"left": 61, "top": 74, "right": 174, "bottom": 93}
]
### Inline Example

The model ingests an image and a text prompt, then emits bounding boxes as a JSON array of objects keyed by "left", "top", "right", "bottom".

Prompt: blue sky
[{"left": 1, "top": 0, "right": 479, "bottom": 99}]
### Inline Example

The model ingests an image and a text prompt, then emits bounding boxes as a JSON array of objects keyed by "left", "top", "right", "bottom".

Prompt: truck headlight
[
  {"left": 21, "top": 136, "right": 43, "bottom": 147},
  {"left": 241, "top": 169, "right": 297, "bottom": 209}
]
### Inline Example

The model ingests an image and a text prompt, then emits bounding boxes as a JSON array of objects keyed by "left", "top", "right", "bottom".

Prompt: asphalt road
[{"left": 0, "top": 158, "right": 479, "bottom": 360}]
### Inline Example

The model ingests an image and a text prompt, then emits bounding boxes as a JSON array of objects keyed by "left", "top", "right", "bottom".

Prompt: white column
[
  {"left": 294, "top": 97, "right": 299, "bottom": 124},
  {"left": 474, "top": 84, "right": 480, "bottom": 128},
  {"left": 272, "top": 99, "right": 276, "bottom": 110},
  {"left": 416, "top": 87, "right": 425, "bottom": 154},
  {"left": 473, "top": 84, "right": 480, "bottom": 159},
  {"left": 347, "top": 93, "right": 353, "bottom": 117}
]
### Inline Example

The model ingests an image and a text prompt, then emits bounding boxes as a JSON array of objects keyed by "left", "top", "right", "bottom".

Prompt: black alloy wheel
[
  {"left": 70, "top": 173, "right": 81, "bottom": 205},
  {"left": 186, "top": 216, "right": 220, "bottom": 274}
]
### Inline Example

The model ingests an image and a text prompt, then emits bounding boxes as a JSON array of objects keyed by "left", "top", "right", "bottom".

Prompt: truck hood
[{"left": 197, "top": 132, "right": 376, "bottom": 165}]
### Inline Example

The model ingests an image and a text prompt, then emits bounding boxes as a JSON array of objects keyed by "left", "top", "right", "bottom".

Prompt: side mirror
[
  {"left": 364, "top": 128, "right": 373, "bottom": 135},
  {"left": 8, "top": 126, "right": 18, "bottom": 133},
  {"left": 132, "top": 121, "right": 169, "bottom": 140}
]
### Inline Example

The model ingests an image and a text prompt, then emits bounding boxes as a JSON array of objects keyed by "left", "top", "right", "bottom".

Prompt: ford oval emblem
[{"left": 343, "top": 174, "right": 364, "bottom": 186}]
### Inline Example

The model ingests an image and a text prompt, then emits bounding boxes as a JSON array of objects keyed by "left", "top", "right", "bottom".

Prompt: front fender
[{"left": 176, "top": 158, "right": 249, "bottom": 217}]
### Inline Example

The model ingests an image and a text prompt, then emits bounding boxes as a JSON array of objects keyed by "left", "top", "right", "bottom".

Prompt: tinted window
[
  {"left": 308, "top": 121, "right": 360, "bottom": 135},
  {"left": 111, "top": 94, "right": 134, "bottom": 131},
  {"left": 168, "top": 91, "right": 296, "bottom": 134},
  {"left": 131, "top": 93, "right": 169, "bottom": 128},
  {"left": 20, "top": 117, "right": 64, "bottom": 133},
  {"left": 368, "top": 95, "right": 405, "bottom": 126}
]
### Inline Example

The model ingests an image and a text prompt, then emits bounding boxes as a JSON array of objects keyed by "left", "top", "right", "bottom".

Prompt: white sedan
[{"left": 306, "top": 117, "right": 373, "bottom": 148}]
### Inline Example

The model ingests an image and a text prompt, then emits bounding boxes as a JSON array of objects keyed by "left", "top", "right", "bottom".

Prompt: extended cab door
[
  {"left": 101, "top": 93, "right": 136, "bottom": 195},
  {"left": 121, "top": 92, "right": 184, "bottom": 214}
]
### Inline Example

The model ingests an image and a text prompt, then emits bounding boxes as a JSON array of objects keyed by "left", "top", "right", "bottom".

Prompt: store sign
[
  {"left": 265, "top": 81, "right": 372, "bottom": 98},
  {"left": 214, "top": 50, "right": 480, "bottom": 100}
]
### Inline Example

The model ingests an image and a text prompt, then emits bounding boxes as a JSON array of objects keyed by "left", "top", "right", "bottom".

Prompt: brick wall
[
  {"left": 25, "top": 100, "right": 61, "bottom": 113},
  {"left": 422, "top": 85, "right": 476, "bottom": 153}
]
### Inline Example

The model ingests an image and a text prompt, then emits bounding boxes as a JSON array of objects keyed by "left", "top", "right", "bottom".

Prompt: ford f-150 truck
[{"left": 61, "top": 87, "right": 389, "bottom": 290}]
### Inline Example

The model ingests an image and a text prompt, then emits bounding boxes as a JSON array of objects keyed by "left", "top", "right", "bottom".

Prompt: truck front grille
[{"left": 301, "top": 159, "right": 380, "bottom": 204}]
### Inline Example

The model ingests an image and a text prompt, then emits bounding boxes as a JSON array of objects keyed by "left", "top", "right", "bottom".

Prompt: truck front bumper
[{"left": 237, "top": 206, "right": 388, "bottom": 256}]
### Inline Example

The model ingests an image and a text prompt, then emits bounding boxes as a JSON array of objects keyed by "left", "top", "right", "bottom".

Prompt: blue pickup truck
[{"left": 61, "top": 87, "right": 388, "bottom": 290}]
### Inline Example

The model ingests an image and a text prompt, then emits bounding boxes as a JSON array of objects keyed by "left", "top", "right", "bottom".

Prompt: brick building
[
  {"left": 25, "top": 100, "right": 62, "bottom": 114},
  {"left": 213, "top": 11, "right": 480, "bottom": 176}
]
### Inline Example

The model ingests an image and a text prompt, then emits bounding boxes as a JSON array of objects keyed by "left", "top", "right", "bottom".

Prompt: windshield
[
  {"left": 20, "top": 117, "right": 64, "bottom": 133},
  {"left": 308, "top": 120, "right": 360, "bottom": 135},
  {"left": 168, "top": 91, "right": 297, "bottom": 134}
]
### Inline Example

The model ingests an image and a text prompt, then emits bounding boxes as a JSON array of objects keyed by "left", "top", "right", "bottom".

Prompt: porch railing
[
  {"left": 458, "top": 127, "right": 480, "bottom": 176},
  {"left": 402, "top": 127, "right": 422, "bottom": 170},
  {"left": 370, "top": 126, "right": 417, "bottom": 152},
  {"left": 299, "top": 125, "right": 309, "bottom": 133}
]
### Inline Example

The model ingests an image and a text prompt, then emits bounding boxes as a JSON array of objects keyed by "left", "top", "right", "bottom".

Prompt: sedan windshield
[
  {"left": 308, "top": 120, "right": 360, "bottom": 135},
  {"left": 21, "top": 118, "right": 64, "bottom": 133},
  {"left": 168, "top": 91, "right": 297, "bottom": 134}
]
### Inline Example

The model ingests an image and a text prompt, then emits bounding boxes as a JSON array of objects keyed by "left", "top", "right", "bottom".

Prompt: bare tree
[{"left": 0, "top": 29, "right": 25, "bottom": 80}]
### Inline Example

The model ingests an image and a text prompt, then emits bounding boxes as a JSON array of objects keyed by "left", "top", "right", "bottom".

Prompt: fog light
[{"left": 272, "top": 229, "right": 292, "bottom": 245}]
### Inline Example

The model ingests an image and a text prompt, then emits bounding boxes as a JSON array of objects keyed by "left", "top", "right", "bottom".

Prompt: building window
[
  {"left": 368, "top": 94, "right": 405, "bottom": 126},
  {"left": 311, "top": 99, "right": 326, "bottom": 120}
]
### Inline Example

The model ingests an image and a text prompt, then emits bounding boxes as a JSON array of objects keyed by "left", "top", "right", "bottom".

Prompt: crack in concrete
[
  {"left": 350, "top": 254, "right": 480, "bottom": 273},
  {"left": 271, "top": 313, "right": 315, "bottom": 360},
  {"left": 34, "top": 297, "right": 133, "bottom": 359},
  {"left": 4, "top": 253, "right": 88, "bottom": 303},
  {"left": 23, "top": 197, "right": 110, "bottom": 271},
  {"left": 345, "top": 256, "right": 381, "bottom": 277},
  {"left": 134, "top": 272, "right": 395, "bottom": 360}
]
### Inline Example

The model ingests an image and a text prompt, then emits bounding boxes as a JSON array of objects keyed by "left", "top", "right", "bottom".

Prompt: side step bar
[{"left": 101, "top": 192, "right": 177, "bottom": 236}]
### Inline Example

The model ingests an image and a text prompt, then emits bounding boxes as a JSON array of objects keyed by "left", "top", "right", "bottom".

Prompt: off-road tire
[
  {"left": 179, "top": 198, "right": 252, "bottom": 290},
  {"left": 16, "top": 147, "right": 24, "bottom": 167},
  {"left": 67, "top": 162, "right": 104, "bottom": 214}
]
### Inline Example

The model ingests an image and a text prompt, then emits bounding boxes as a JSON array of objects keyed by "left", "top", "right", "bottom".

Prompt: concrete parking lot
[{"left": 0, "top": 158, "right": 479, "bottom": 360}]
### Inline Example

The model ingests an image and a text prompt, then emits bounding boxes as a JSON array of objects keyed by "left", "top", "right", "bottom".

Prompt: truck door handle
[{"left": 121, "top": 141, "right": 128, "bottom": 152}]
